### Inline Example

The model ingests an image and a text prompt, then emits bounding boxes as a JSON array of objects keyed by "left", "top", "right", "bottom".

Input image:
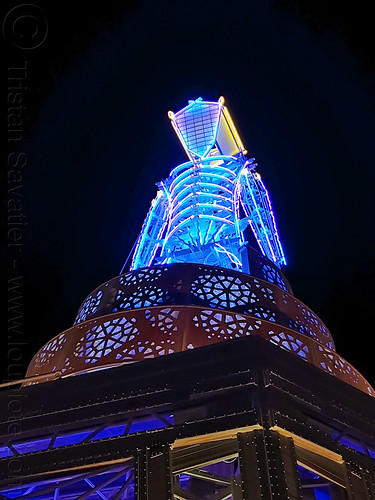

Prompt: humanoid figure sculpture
[{"left": 130, "top": 97, "right": 286, "bottom": 273}]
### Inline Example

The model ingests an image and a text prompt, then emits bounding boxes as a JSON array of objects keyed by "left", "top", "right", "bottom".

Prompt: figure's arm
[
  {"left": 130, "top": 190, "right": 170, "bottom": 270},
  {"left": 238, "top": 161, "right": 286, "bottom": 268}
]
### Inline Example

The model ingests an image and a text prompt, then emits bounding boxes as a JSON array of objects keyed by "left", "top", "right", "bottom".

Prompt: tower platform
[{"left": 1, "top": 334, "right": 374, "bottom": 498}]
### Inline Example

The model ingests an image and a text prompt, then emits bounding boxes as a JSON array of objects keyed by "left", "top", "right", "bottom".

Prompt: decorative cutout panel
[
  {"left": 73, "top": 264, "right": 333, "bottom": 350},
  {"left": 27, "top": 306, "right": 374, "bottom": 397}
]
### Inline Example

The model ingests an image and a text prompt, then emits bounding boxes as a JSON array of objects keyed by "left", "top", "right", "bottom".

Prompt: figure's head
[{"left": 168, "top": 97, "right": 246, "bottom": 162}]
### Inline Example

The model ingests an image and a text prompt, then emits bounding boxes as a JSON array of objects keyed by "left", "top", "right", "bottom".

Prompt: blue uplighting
[
  {"left": 130, "top": 97, "right": 286, "bottom": 273},
  {"left": 297, "top": 465, "right": 334, "bottom": 499},
  {"left": 0, "top": 489, "right": 28, "bottom": 498},
  {"left": 314, "top": 490, "right": 331, "bottom": 500},
  {"left": 1, "top": 413, "right": 174, "bottom": 462},
  {"left": 0, "top": 445, "right": 13, "bottom": 458},
  {"left": 12, "top": 437, "right": 50, "bottom": 454},
  {"left": 53, "top": 429, "right": 94, "bottom": 447},
  {"left": 0, "top": 466, "right": 135, "bottom": 499},
  {"left": 128, "top": 416, "right": 166, "bottom": 434},
  {"left": 91, "top": 424, "right": 127, "bottom": 441},
  {"left": 339, "top": 436, "right": 366, "bottom": 454}
]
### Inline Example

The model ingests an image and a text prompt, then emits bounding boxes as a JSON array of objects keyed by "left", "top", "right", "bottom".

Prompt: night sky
[{"left": 3, "top": 1, "right": 375, "bottom": 386}]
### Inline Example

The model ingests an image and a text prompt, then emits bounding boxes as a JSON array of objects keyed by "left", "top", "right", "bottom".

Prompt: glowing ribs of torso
[{"left": 130, "top": 97, "right": 286, "bottom": 272}]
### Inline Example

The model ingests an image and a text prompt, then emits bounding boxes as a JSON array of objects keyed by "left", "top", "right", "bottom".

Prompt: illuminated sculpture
[
  {"left": 1, "top": 96, "right": 374, "bottom": 500},
  {"left": 130, "top": 97, "right": 286, "bottom": 272},
  {"left": 23, "top": 96, "right": 373, "bottom": 398}
]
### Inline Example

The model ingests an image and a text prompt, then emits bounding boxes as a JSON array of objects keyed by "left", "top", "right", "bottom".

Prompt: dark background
[{"left": 2, "top": 1, "right": 374, "bottom": 386}]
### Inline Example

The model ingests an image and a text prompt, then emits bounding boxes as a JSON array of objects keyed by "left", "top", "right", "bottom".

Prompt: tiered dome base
[{"left": 26, "top": 263, "right": 374, "bottom": 397}]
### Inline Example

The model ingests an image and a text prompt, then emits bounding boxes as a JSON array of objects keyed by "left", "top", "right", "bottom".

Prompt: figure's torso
[{"left": 157, "top": 157, "right": 244, "bottom": 269}]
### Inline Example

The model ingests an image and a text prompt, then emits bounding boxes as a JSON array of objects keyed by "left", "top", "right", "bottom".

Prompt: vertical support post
[
  {"left": 237, "top": 430, "right": 269, "bottom": 499},
  {"left": 345, "top": 462, "right": 374, "bottom": 499},
  {"left": 136, "top": 449, "right": 147, "bottom": 500},
  {"left": 136, "top": 443, "right": 173, "bottom": 500},
  {"left": 237, "top": 429, "right": 301, "bottom": 500}
]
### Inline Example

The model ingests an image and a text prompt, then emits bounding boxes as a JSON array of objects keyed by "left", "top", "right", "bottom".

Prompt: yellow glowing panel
[
  {"left": 171, "top": 424, "right": 262, "bottom": 449},
  {"left": 271, "top": 426, "right": 343, "bottom": 464},
  {"left": 216, "top": 106, "right": 245, "bottom": 156}
]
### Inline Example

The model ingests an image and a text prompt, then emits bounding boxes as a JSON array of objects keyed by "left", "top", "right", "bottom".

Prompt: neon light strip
[
  {"left": 129, "top": 234, "right": 142, "bottom": 271},
  {"left": 170, "top": 172, "right": 235, "bottom": 198},
  {"left": 193, "top": 164, "right": 238, "bottom": 177},
  {"left": 258, "top": 178, "right": 286, "bottom": 265},
  {"left": 159, "top": 180, "right": 171, "bottom": 203},
  {"left": 172, "top": 188, "right": 231, "bottom": 208},
  {"left": 215, "top": 243, "right": 242, "bottom": 267},
  {"left": 222, "top": 106, "right": 245, "bottom": 151},
  {"left": 170, "top": 164, "right": 238, "bottom": 194},
  {"left": 171, "top": 187, "right": 233, "bottom": 208},
  {"left": 200, "top": 155, "right": 238, "bottom": 163},
  {"left": 245, "top": 215, "right": 266, "bottom": 257},
  {"left": 169, "top": 172, "right": 195, "bottom": 197},
  {"left": 248, "top": 173, "right": 285, "bottom": 266},
  {"left": 169, "top": 193, "right": 232, "bottom": 220},
  {"left": 212, "top": 223, "right": 226, "bottom": 241},
  {"left": 234, "top": 179, "right": 244, "bottom": 242},
  {"left": 241, "top": 170, "right": 276, "bottom": 262},
  {"left": 171, "top": 182, "right": 233, "bottom": 205},
  {"left": 213, "top": 101, "right": 224, "bottom": 145},
  {"left": 176, "top": 181, "right": 233, "bottom": 197},
  {"left": 243, "top": 171, "right": 276, "bottom": 259},
  {"left": 131, "top": 193, "right": 170, "bottom": 270},
  {"left": 203, "top": 219, "right": 213, "bottom": 244},
  {"left": 167, "top": 206, "right": 196, "bottom": 228},
  {"left": 170, "top": 160, "right": 193, "bottom": 178},
  {"left": 197, "top": 214, "right": 234, "bottom": 224},
  {"left": 168, "top": 203, "right": 233, "bottom": 229},
  {"left": 170, "top": 155, "right": 239, "bottom": 179},
  {"left": 130, "top": 200, "right": 158, "bottom": 270},
  {"left": 163, "top": 214, "right": 234, "bottom": 247}
]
